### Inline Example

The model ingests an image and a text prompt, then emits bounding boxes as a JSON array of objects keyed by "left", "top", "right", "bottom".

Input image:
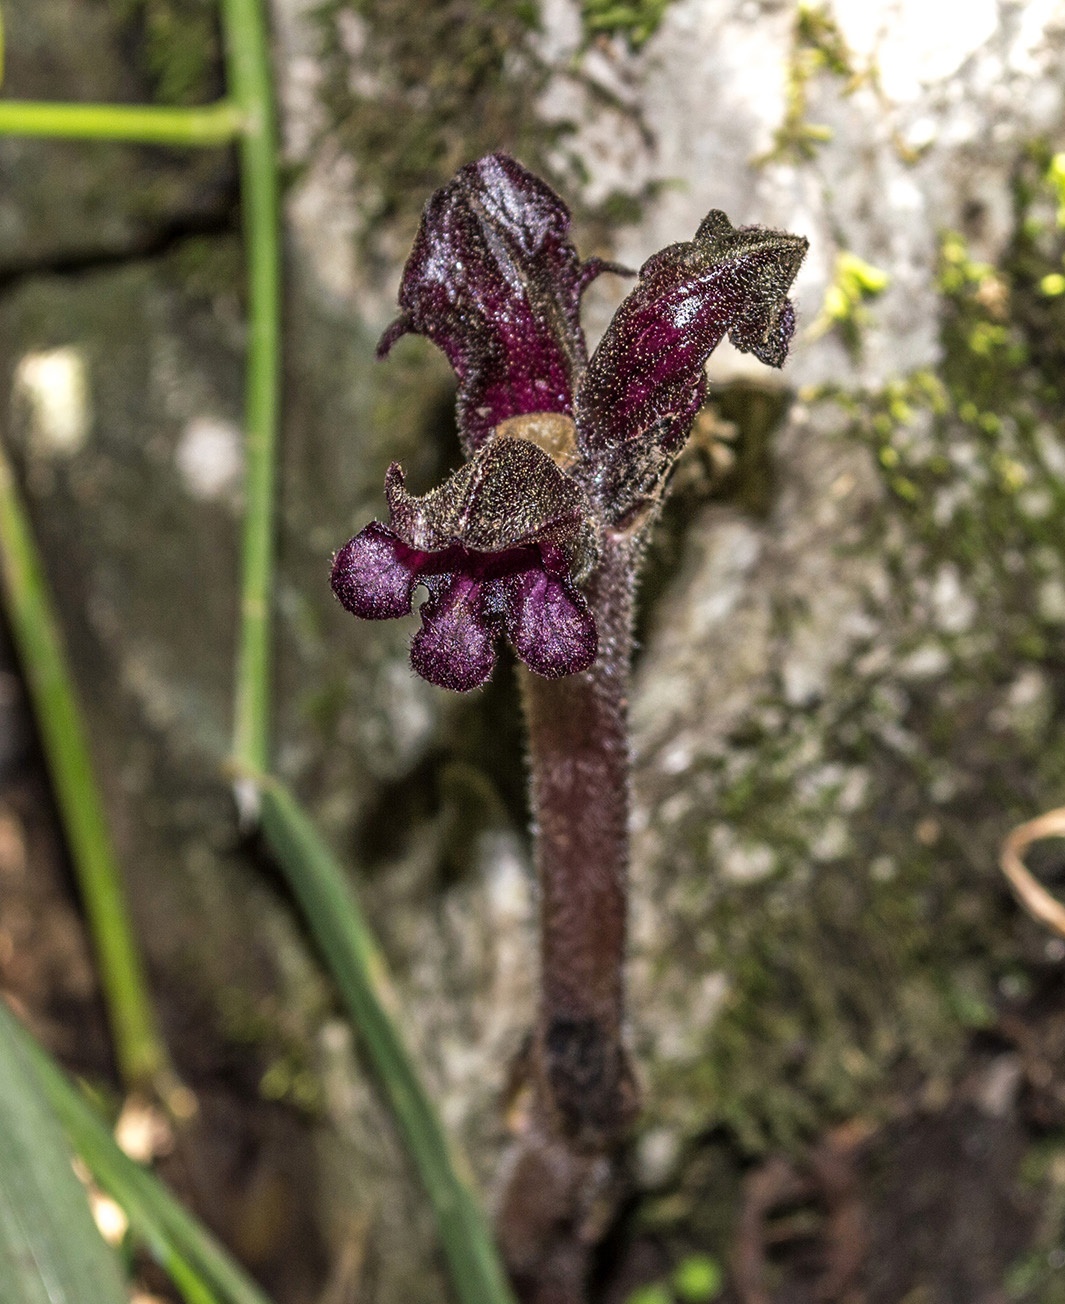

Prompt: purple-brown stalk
[
  {"left": 523, "top": 534, "right": 635, "bottom": 1149},
  {"left": 496, "top": 534, "right": 637, "bottom": 1304},
  {"left": 330, "top": 154, "right": 807, "bottom": 1301}
]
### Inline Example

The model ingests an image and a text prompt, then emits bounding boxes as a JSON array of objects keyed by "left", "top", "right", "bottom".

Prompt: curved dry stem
[{"left": 999, "top": 806, "right": 1065, "bottom": 938}]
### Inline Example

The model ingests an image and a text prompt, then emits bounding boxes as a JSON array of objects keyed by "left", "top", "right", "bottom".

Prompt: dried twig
[{"left": 1000, "top": 806, "right": 1065, "bottom": 938}]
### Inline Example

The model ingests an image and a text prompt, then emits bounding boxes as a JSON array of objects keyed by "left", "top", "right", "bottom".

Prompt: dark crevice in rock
[
  {"left": 0, "top": 209, "right": 237, "bottom": 290},
  {"left": 634, "top": 382, "right": 790, "bottom": 658}
]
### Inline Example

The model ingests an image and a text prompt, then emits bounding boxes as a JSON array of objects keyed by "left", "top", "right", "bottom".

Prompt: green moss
[
  {"left": 813, "top": 250, "right": 891, "bottom": 356},
  {"left": 579, "top": 178, "right": 676, "bottom": 251},
  {"left": 165, "top": 234, "right": 245, "bottom": 304},
  {"left": 802, "top": 148, "right": 1065, "bottom": 684},
  {"left": 649, "top": 696, "right": 1014, "bottom": 1152},
  {"left": 313, "top": 0, "right": 657, "bottom": 256},
  {"left": 580, "top": 0, "right": 677, "bottom": 50},
  {"left": 1005, "top": 145, "right": 1065, "bottom": 401},
  {"left": 634, "top": 145, "right": 1065, "bottom": 1167},
  {"left": 627, "top": 1287, "right": 672, "bottom": 1304},
  {"left": 314, "top": 0, "right": 548, "bottom": 252},
  {"left": 1047, "top": 151, "right": 1065, "bottom": 225},
  {"left": 672, "top": 1254, "right": 724, "bottom": 1302},
  {"left": 216, "top": 988, "right": 327, "bottom": 1116},
  {"left": 622, "top": 1255, "right": 724, "bottom": 1304},
  {"left": 1006, "top": 1134, "right": 1065, "bottom": 1301},
  {"left": 758, "top": 1, "right": 858, "bottom": 166},
  {"left": 110, "top": 0, "right": 222, "bottom": 104}
]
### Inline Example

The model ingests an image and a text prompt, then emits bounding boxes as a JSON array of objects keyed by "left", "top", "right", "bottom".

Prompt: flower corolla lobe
[{"left": 376, "top": 153, "right": 613, "bottom": 454}]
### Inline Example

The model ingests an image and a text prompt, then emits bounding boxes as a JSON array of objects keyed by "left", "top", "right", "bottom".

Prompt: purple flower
[
  {"left": 333, "top": 153, "right": 807, "bottom": 691},
  {"left": 376, "top": 153, "right": 622, "bottom": 454},
  {"left": 577, "top": 211, "right": 808, "bottom": 524},
  {"left": 333, "top": 431, "right": 598, "bottom": 691}
]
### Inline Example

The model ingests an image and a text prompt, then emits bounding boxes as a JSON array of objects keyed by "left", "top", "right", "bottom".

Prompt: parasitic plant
[{"left": 331, "top": 153, "right": 807, "bottom": 1301}]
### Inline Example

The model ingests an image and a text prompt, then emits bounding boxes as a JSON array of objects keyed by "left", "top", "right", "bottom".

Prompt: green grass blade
[
  {"left": 0, "top": 100, "right": 243, "bottom": 144},
  {"left": 0, "top": 439, "right": 168, "bottom": 1092},
  {"left": 219, "top": 0, "right": 282, "bottom": 783},
  {"left": 258, "top": 781, "right": 517, "bottom": 1304},
  {"left": 9, "top": 1008, "right": 276, "bottom": 1304},
  {"left": 0, "top": 1002, "right": 129, "bottom": 1304},
  {"left": 215, "top": 4, "right": 511, "bottom": 1292}
]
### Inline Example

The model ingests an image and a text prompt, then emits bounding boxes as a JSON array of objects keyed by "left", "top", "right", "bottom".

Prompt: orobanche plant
[{"left": 332, "top": 153, "right": 807, "bottom": 1297}]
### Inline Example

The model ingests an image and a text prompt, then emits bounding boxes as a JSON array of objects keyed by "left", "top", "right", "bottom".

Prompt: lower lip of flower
[{"left": 404, "top": 539, "right": 555, "bottom": 584}]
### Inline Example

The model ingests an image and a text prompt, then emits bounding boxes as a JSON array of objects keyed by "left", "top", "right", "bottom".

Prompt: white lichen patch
[
  {"left": 896, "top": 641, "right": 951, "bottom": 680},
  {"left": 835, "top": 0, "right": 999, "bottom": 102},
  {"left": 353, "top": 659, "right": 437, "bottom": 781},
  {"left": 1018, "top": 485, "right": 1053, "bottom": 519},
  {"left": 928, "top": 563, "right": 978, "bottom": 634},
  {"left": 1038, "top": 577, "right": 1065, "bottom": 624},
  {"left": 390, "top": 826, "right": 535, "bottom": 1160},
  {"left": 710, "top": 824, "right": 777, "bottom": 883},
  {"left": 271, "top": 0, "right": 369, "bottom": 309},
  {"left": 989, "top": 666, "right": 1053, "bottom": 740},
  {"left": 175, "top": 416, "right": 243, "bottom": 501},
  {"left": 810, "top": 815, "right": 852, "bottom": 862},
  {"left": 13, "top": 346, "right": 92, "bottom": 456},
  {"left": 641, "top": 971, "right": 730, "bottom": 1067},
  {"left": 636, "top": 1125, "right": 682, "bottom": 1187}
]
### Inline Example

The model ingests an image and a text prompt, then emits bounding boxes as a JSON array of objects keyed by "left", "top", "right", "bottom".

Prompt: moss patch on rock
[
  {"left": 631, "top": 143, "right": 1065, "bottom": 1183},
  {"left": 579, "top": 0, "right": 679, "bottom": 50},
  {"left": 108, "top": 0, "right": 223, "bottom": 104},
  {"left": 313, "top": 0, "right": 552, "bottom": 251},
  {"left": 311, "top": 0, "right": 660, "bottom": 263},
  {"left": 757, "top": 0, "right": 860, "bottom": 166}
]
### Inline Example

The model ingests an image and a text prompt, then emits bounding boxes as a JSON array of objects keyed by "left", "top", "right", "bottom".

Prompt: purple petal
[
  {"left": 378, "top": 153, "right": 621, "bottom": 452},
  {"left": 331, "top": 521, "right": 421, "bottom": 619},
  {"left": 736, "top": 295, "right": 796, "bottom": 367},
  {"left": 504, "top": 569, "right": 597, "bottom": 679},
  {"left": 577, "top": 210, "right": 807, "bottom": 521},
  {"left": 410, "top": 576, "right": 497, "bottom": 691}
]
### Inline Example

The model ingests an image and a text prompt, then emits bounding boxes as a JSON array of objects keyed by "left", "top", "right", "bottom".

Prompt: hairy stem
[
  {"left": 499, "top": 533, "right": 640, "bottom": 1301},
  {"left": 522, "top": 532, "right": 638, "bottom": 1144}
]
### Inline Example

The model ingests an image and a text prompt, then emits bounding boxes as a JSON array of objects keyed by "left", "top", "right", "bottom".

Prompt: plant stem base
[{"left": 498, "top": 532, "right": 643, "bottom": 1301}]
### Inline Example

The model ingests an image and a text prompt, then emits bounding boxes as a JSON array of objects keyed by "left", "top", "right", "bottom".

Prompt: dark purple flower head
[
  {"left": 332, "top": 428, "right": 598, "bottom": 691},
  {"left": 576, "top": 210, "right": 809, "bottom": 524},
  {"left": 334, "top": 155, "right": 807, "bottom": 691},
  {"left": 377, "top": 152, "right": 622, "bottom": 454}
]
